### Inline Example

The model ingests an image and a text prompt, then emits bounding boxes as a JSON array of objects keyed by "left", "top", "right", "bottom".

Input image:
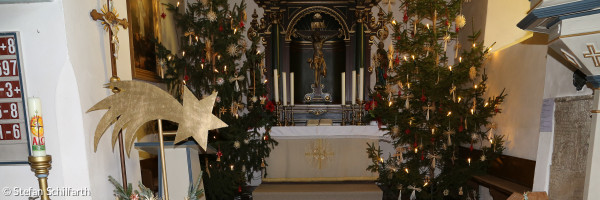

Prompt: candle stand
[{"left": 28, "top": 155, "right": 52, "bottom": 200}]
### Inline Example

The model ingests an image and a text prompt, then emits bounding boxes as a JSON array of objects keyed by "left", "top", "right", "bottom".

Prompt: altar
[{"left": 263, "top": 125, "right": 386, "bottom": 182}]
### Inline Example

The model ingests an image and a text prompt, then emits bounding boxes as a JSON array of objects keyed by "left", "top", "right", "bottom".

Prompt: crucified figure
[{"left": 292, "top": 27, "right": 343, "bottom": 89}]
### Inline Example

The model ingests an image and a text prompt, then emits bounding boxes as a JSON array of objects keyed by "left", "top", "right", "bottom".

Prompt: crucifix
[
  {"left": 292, "top": 13, "right": 343, "bottom": 103},
  {"left": 90, "top": 0, "right": 129, "bottom": 192}
]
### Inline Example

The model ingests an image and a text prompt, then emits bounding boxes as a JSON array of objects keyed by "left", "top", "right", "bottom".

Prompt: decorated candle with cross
[{"left": 27, "top": 97, "right": 45, "bottom": 157}]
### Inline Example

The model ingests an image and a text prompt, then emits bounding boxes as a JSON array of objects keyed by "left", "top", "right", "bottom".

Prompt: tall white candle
[
  {"left": 359, "top": 68, "right": 364, "bottom": 101},
  {"left": 352, "top": 70, "right": 356, "bottom": 105},
  {"left": 290, "top": 72, "right": 295, "bottom": 106},
  {"left": 28, "top": 98, "right": 46, "bottom": 157},
  {"left": 341, "top": 72, "right": 346, "bottom": 105},
  {"left": 274, "top": 69, "right": 279, "bottom": 103},
  {"left": 282, "top": 72, "right": 287, "bottom": 106}
]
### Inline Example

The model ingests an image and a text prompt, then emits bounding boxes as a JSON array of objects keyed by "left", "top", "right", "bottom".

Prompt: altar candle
[
  {"left": 28, "top": 98, "right": 46, "bottom": 157},
  {"left": 282, "top": 72, "right": 287, "bottom": 106},
  {"left": 341, "top": 72, "right": 346, "bottom": 105},
  {"left": 351, "top": 70, "right": 356, "bottom": 105},
  {"left": 359, "top": 68, "right": 364, "bottom": 102},
  {"left": 290, "top": 73, "right": 295, "bottom": 106},
  {"left": 274, "top": 69, "right": 279, "bottom": 103}
]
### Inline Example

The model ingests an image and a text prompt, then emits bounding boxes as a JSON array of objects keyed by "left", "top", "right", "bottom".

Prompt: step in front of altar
[
  {"left": 263, "top": 126, "right": 388, "bottom": 182},
  {"left": 253, "top": 183, "right": 382, "bottom": 200}
]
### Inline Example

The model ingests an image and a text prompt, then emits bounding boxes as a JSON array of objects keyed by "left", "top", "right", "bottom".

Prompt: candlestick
[
  {"left": 28, "top": 155, "right": 52, "bottom": 200},
  {"left": 28, "top": 98, "right": 46, "bottom": 157},
  {"left": 290, "top": 72, "right": 295, "bottom": 106},
  {"left": 282, "top": 72, "right": 287, "bottom": 106},
  {"left": 352, "top": 70, "right": 356, "bottom": 105},
  {"left": 274, "top": 69, "right": 279, "bottom": 103},
  {"left": 359, "top": 68, "right": 364, "bottom": 101},
  {"left": 341, "top": 72, "right": 346, "bottom": 105}
]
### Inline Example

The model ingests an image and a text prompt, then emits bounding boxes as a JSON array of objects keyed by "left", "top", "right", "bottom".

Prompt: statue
[
  {"left": 292, "top": 13, "right": 343, "bottom": 103},
  {"left": 373, "top": 41, "right": 388, "bottom": 89}
]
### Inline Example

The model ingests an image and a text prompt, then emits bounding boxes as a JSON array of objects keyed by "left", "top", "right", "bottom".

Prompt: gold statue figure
[{"left": 292, "top": 13, "right": 343, "bottom": 89}]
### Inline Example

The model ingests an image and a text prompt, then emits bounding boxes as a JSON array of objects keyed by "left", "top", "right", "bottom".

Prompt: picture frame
[{"left": 126, "top": 0, "right": 162, "bottom": 82}]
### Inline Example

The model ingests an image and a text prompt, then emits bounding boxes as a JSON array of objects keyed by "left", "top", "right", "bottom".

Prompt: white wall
[
  {"left": 62, "top": 0, "right": 141, "bottom": 199},
  {"left": 0, "top": 1, "right": 87, "bottom": 199},
  {"left": 0, "top": 0, "right": 141, "bottom": 199}
]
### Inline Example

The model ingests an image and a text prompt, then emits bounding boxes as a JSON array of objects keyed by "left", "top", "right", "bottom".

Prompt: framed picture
[{"left": 126, "top": 0, "right": 162, "bottom": 82}]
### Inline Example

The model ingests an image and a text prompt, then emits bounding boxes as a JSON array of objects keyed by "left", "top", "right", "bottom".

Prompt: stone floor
[{"left": 253, "top": 183, "right": 382, "bottom": 200}]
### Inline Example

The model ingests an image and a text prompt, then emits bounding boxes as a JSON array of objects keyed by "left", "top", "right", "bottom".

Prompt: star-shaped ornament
[{"left": 174, "top": 90, "right": 228, "bottom": 151}]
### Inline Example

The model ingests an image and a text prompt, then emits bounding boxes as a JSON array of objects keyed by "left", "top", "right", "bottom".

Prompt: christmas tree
[
  {"left": 157, "top": 0, "right": 277, "bottom": 199},
  {"left": 365, "top": 0, "right": 506, "bottom": 199}
]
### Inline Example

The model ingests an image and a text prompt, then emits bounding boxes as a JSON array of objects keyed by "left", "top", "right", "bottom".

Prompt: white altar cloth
[{"left": 262, "top": 125, "right": 387, "bottom": 182}]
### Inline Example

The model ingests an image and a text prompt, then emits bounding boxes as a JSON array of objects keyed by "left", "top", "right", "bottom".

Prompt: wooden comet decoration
[{"left": 87, "top": 81, "right": 227, "bottom": 156}]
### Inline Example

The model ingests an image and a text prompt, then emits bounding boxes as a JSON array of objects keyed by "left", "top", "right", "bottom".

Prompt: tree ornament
[
  {"left": 205, "top": 40, "right": 213, "bottom": 62},
  {"left": 229, "top": 72, "right": 245, "bottom": 91},
  {"left": 227, "top": 44, "right": 238, "bottom": 56},
  {"left": 219, "top": 25, "right": 224, "bottom": 32},
  {"left": 443, "top": 189, "right": 449, "bottom": 196},
  {"left": 395, "top": 147, "right": 405, "bottom": 163},
  {"left": 261, "top": 158, "right": 266, "bottom": 168},
  {"left": 455, "top": 14, "right": 466, "bottom": 28},
  {"left": 259, "top": 96, "right": 267, "bottom": 105},
  {"left": 238, "top": 186, "right": 242, "bottom": 193},
  {"left": 391, "top": 125, "right": 400, "bottom": 135},
  {"left": 470, "top": 143, "right": 473, "bottom": 151},
  {"left": 480, "top": 154, "right": 486, "bottom": 161},
  {"left": 244, "top": 139, "right": 249, "bottom": 144},
  {"left": 405, "top": 129, "right": 411, "bottom": 134},
  {"left": 216, "top": 77, "right": 225, "bottom": 85},
  {"left": 459, "top": 187, "right": 463, "bottom": 195},
  {"left": 469, "top": 66, "right": 477, "bottom": 80},
  {"left": 251, "top": 96, "right": 258, "bottom": 103},
  {"left": 427, "top": 153, "right": 441, "bottom": 168},
  {"left": 234, "top": 141, "right": 240, "bottom": 149},
  {"left": 420, "top": 91, "right": 426, "bottom": 102},
  {"left": 422, "top": 103, "right": 435, "bottom": 121},
  {"left": 215, "top": 96, "right": 221, "bottom": 103},
  {"left": 130, "top": 193, "right": 140, "bottom": 200},
  {"left": 407, "top": 185, "right": 421, "bottom": 200},
  {"left": 443, "top": 34, "right": 451, "bottom": 51},
  {"left": 443, "top": 129, "right": 455, "bottom": 145},
  {"left": 240, "top": 21, "right": 245, "bottom": 28},
  {"left": 217, "top": 149, "right": 223, "bottom": 162},
  {"left": 401, "top": 92, "right": 413, "bottom": 109},
  {"left": 161, "top": 12, "right": 166, "bottom": 19},
  {"left": 450, "top": 84, "right": 456, "bottom": 102},
  {"left": 207, "top": 10, "right": 217, "bottom": 22}
]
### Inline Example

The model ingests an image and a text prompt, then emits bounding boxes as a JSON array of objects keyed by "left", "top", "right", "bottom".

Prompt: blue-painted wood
[{"left": 518, "top": 0, "right": 600, "bottom": 30}]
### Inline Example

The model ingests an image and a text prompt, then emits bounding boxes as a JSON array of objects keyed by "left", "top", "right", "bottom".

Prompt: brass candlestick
[
  {"left": 276, "top": 102, "right": 282, "bottom": 126},
  {"left": 28, "top": 155, "right": 52, "bottom": 200},
  {"left": 356, "top": 100, "right": 364, "bottom": 125}
]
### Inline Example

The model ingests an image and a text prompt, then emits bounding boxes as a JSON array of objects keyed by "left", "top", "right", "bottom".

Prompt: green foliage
[
  {"left": 108, "top": 176, "right": 133, "bottom": 200},
  {"left": 188, "top": 174, "right": 205, "bottom": 200},
  {"left": 157, "top": 0, "right": 277, "bottom": 199},
  {"left": 365, "top": 0, "right": 507, "bottom": 199}
]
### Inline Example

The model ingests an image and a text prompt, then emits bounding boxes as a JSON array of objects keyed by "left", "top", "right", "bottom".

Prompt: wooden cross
[
  {"left": 89, "top": 0, "right": 129, "bottom": 194},
  {"left": 90, "top": 0, "right": 128, "bottom": 78}
]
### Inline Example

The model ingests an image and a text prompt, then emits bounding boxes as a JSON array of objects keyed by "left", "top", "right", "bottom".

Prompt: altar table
[{"left": 263, "top": 125, "right": 386, "bottom": 182}]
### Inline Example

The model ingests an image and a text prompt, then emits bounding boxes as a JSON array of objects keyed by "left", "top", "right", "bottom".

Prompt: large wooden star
[{"left": 175, "top": 90, "right": 227, "bottom": 150}]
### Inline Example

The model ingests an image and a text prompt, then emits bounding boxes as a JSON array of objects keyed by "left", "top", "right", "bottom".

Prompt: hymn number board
[{"left": 0, "top": 32, "right": 31, "bottom": 164}]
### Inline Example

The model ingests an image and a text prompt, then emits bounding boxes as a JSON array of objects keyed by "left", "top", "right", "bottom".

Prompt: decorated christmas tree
[
  {"left": 366, "top": 0, "right": 506, "bottom": 199},
  {"left": 157, "top": 0, "right": 277, "bottom": 199}
]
